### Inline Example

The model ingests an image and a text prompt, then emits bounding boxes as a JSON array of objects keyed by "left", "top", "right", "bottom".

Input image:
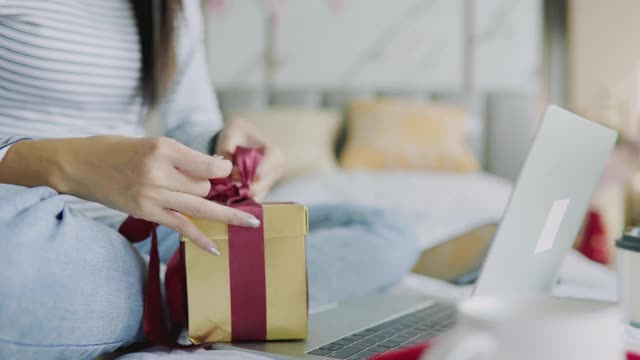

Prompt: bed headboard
[
  {"left": 214, "top": 87, "right": 536, "bottom": 178},
  {"left": 204, "top": 0, "right": 542, "bottom": 180}
]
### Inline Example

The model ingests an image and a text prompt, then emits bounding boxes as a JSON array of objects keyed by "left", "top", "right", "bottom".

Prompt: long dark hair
[{"left": 131, "top": 0, "right": 182, "bottom": 106}]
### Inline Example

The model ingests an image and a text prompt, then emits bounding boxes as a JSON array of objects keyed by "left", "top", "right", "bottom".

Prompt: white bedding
[
  {"left": 266, "top": 170, "right": 513, "bottom": 250},
  {"left": 393, "top": 250, "right": 618, "bottom": 302}
]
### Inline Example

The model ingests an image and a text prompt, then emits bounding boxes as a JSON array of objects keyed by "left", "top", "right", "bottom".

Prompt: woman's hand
[
  {"left": 215, "top": 118, "right": 284, "bottom": 201},
  {"left": 0, "top": 136, "right": 261, "bottom": 255}
]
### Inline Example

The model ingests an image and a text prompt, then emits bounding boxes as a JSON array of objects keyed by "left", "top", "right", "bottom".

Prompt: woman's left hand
[{"left": 215, "top": 118, "right": 284, "bottom": 201}]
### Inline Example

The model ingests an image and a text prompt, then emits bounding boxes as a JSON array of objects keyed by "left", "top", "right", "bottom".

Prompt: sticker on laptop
[{"left": 534, "top": 199, "right": 570, "bottom": 255}]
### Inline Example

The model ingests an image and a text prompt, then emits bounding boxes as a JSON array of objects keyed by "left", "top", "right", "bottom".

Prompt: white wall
[
  {"left": 204, "top": 0, "right": 541, "bottom": 93},
  {"left": 473, "top": 0, "right": 542, "bottom": 91}
]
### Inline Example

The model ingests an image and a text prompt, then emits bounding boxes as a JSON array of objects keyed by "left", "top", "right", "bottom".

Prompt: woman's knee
[
  {"left": 308, "top": 204, "right": 420, "bottom": 270},
  {"left": 0, "top": 184, "right": 145, "bottom": 358},
  {"left": 306, "top": 204, "right": 420, "bottom": 306}
]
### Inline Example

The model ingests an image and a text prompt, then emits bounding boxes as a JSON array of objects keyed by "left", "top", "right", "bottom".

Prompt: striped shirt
[{"left": 0, "top": 0, "right": 224, "bottom": 228}]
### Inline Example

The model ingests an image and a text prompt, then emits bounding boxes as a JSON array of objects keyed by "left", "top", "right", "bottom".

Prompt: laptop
[{"left": 215, "top": 105, "right": 618, "bottom": 359}]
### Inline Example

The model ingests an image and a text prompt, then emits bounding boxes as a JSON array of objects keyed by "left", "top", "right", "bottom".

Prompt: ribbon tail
[
  {"left": 143, "top": 229, "right": 177, "bottom": 346},
  {"left": 119, "top": 217, "right": 158, "bottom": 243},
  {"left": 166, "top": 241, "right": 188, "bottom": 331},
  {"left": 143, "top": 230, "right": 203, "bottom": 348}
]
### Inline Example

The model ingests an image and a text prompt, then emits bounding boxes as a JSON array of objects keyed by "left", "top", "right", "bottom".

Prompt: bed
[
  {"left": 216, "top": 88, "right": 531, "bottom": 282},
  {"left": 266, "top": 170, "right": 511, "bottom": 282}
]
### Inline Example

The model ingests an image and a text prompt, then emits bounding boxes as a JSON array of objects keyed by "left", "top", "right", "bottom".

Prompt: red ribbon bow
[
  {"left": 208, "top": 147, "right": 263, "bottom": 205},
  {"left": 119, "top": 146, "right": 265, "bottom": 346}
]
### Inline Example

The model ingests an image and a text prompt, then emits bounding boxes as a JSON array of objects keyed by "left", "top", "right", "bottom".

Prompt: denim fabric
[
  {"left": 0, "top": 185, "right": 146, "bottom": 359},
  {"left": 0, "top": 185, "right": 418, "bottom": 359},
  {"left": 305, "top": 204, "right": 419, "bottom": 307}
]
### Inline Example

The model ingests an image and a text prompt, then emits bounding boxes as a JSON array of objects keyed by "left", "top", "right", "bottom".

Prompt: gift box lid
[{"left": 184, "top": 203, "right": 308, "bottom": 240}]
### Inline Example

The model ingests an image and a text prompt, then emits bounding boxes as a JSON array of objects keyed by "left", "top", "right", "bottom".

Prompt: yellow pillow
[
  {"left": 232, "top": 107, "right": 341, "bottom": 179},
  {"left": 340, "top": 99, "right": 479, "bottom": 172}
]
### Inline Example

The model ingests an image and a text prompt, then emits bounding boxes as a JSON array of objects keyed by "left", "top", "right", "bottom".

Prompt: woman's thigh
[
  {"left": 305, "top": 204, "right": 420, "bottom": 307},
  {"left": 0, "top": 185, "right": 146, "bottom": 360}
]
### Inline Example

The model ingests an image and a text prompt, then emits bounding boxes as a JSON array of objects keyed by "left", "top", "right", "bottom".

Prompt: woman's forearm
[
  {"left": 0, "top": 135, "right": 259, "bottom": 254},
  {"left": 0, "top": 138, "right": 71, "bottom": 192}
]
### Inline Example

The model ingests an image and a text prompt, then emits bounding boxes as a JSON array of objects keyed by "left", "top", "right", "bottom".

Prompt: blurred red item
[
  {"left": 370, "top": 342, "right": 432, "bottom": 360},
  {"left": 371, "top": 341, "right": 639, "bottom": 360},
  {"left": 576, "top": 209, "right": 610, "bottom": 264},
  {"left": 208, "top": 0, "right": 226, "bottom": 12},
  {"left": 327, "top": 0, "right": 346, "bottom": 12}
]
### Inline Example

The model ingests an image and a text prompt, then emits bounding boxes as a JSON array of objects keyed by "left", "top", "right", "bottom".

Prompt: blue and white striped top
[{"left": 0, "top": 0, "right": 224, "bottom": 227}]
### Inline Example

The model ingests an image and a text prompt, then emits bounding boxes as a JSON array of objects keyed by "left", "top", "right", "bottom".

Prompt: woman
[{"left": 0, "top": 1, "right": 418, "bottom": 358}]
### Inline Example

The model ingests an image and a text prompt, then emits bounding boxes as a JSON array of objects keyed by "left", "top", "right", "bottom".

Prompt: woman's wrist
[
  {"left": 38, "top": 139, "right": 76, "bottom": 194},
  {"left": 0, "top": 138, "right": 76, "bottom": 194}
]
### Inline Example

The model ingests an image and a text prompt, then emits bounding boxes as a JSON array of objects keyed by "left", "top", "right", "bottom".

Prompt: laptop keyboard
[{"left": 307, "top": 303, "right": 456, "bottom": 359}]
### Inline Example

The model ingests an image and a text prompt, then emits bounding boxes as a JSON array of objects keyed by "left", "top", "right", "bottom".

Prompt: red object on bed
[
  {"left": 576, "top": 209, "right": 610, "bottom": 264},
  {"left": 371, "top": 341, "right": 640, "bottom": 360}
]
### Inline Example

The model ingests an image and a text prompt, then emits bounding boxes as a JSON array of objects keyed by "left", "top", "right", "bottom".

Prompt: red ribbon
[
  {"left": 208, "top": 147, "right": 268, "bottom": 341},
  {"left": 119, "top": 146, "right": 266, "bottom": 345},
  {"left": 228, "top": 199, "right": 267, "bottom": 340}
]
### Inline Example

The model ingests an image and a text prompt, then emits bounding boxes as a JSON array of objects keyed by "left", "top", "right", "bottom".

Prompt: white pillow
[{"left": 231, "top": 107, "right": 341, "bottom": 179}]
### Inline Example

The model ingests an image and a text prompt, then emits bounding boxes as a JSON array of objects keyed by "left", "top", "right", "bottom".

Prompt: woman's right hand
[{"left": 0, "top": 136, "right": 260, "bottom": 255}]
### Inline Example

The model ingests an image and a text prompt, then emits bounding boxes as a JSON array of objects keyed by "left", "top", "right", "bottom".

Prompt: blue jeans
[{"left": 0, "top": 185, "right": 418, "bottom": 359}]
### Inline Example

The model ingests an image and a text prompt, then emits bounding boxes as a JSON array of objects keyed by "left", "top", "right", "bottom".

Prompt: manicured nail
[
  {"left": 209, "top": 246, "right": 221, "bottom": 256},
  {"left": 245, "top": 216, "right": 261, "bottom": 228}
]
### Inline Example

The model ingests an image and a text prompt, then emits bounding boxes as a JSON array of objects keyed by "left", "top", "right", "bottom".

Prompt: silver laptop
[{"left": 215, "top": 105, "right": 617, "bottom": 359}]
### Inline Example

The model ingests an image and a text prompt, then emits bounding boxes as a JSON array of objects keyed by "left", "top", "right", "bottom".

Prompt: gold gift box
[{"left": 181, "top": 203, "right": 309, "bottom": 343}]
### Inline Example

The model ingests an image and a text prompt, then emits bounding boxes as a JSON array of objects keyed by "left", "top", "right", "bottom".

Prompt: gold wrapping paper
[{"left": 181, "top": 203, "right": 309, "bottom": 343}]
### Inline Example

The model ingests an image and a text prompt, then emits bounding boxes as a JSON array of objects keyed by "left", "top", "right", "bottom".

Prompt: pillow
[
  {"left": 340, "top": 98, "right": 479, "bottom": 172},
  {"left": 231, "top": 107, "right": 342, "bottom": 179}
]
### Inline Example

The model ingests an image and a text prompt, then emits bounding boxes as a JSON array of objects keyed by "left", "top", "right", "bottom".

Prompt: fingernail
[
  {"left": 245, "top": 216, "right": 261, "bottom": 228},
  {"left": 213, "top": 154, "right": 224, "bottom": 160},
  {"left": 209, "top": 246, "right": 221, "bottom": 256}
]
